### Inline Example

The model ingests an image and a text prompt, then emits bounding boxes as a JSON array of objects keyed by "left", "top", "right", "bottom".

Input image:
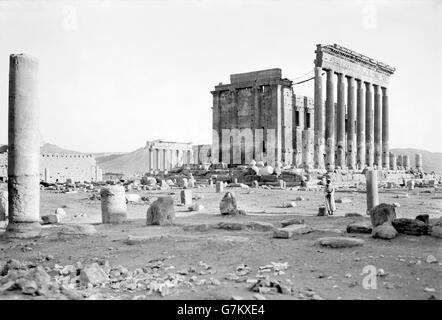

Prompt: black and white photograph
[{"left": 0, "top": 0, "right": 441, "bottom": 308}]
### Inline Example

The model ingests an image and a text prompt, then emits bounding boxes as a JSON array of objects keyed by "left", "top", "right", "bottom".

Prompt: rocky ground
[{"left": 0, "top": 184, "right": 441, "bottom": 300}]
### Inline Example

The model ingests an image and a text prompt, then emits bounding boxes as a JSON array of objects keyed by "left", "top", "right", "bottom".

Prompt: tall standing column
[
  {"left": 389, "top": 152, "right": 397, "bottom": 170},
  {"left": 356, "top": 80, "right": 366, "bottom": 170},
  {"left": 365, "top": 82, "right": 374, "bottom": 168},
  {"left": 403, "top": 155, "right": 410, "bottom": 171},
  {"left": 302, "top": 129, "right": 314, "bottom": 169},
  {"left": 5, "top": 54, "right": 41, "bottom": 238},
  {"left": 325, "top": 69, "right": 335, "bottom": 171},
  {"left": 347, "top": 76, "right": 356, "bottom": 170},
  {"left": 336, "top": 73, "right": 346, "bottom": 169},
  {"left": 381, "top": 87, "right": 389, "bottom": 169},
  {"left": 415, "top": 153, "right": 423, "bottom": 171},
  {"left": 314, "top": 67, "right": 325, "bottom": 170},
  {"left": 366, "top": 169, "right": 379, "bottom": 213},
  {"left": 373, "top": 85, "right": 382, "bottom": 169}
]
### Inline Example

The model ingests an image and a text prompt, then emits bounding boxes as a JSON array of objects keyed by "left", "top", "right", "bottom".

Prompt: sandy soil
[{"left": 0, "top": 185, "right": 441, "bottom": 300}]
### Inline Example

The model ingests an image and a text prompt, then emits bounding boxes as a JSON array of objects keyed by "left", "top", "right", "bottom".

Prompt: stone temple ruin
[
  {"left": 211, "top": 44, "right": 401, "bottom": 172},
  {"left": 0, "top": 43, "right": 440, "bottom": 302}
]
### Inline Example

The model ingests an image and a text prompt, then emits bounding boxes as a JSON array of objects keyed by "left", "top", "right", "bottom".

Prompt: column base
[{"left": 2, "top": 221, "right": 41, "bottom": 239}]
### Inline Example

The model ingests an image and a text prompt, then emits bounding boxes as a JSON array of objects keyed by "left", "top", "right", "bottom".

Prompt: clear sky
[{"left": 0, "top": 0, "right": 441, "bottom": 153}]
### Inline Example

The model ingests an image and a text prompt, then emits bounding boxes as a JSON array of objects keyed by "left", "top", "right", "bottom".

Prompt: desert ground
[{"left": 0, "top": 184, "right": 441, "bottom": 300}]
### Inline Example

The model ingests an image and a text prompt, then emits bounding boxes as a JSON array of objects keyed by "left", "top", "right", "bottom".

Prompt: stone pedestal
[{"left": 4, "top": 54, "right": 41, "bottom": 239}]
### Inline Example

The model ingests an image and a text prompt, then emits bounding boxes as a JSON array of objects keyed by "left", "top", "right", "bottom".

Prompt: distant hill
[
  {"left": 96, "top": 148, "right": 151, "bottom": 176},
  {"left": 40, "top": 143, "right": 85, "bottom": 154},
  {"left": 390, "top": 148, "right": 442, "bottom": 174}
]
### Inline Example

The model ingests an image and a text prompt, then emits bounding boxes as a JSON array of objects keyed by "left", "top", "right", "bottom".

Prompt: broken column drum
[
  {"left": 5, "top": 54, "right": 41, "bottom": 238},
  {"left": 100, "top": 185, "right": 127, "bottom": 224}
]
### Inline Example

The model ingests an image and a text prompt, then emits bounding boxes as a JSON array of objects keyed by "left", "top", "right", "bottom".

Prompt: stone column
[
  {"left": 403, "top": 155, "right": 410, "bottom": 170},
  {"left": 346, "top": 76, "right": 356, "bottom": 170},
  {"left": 336, "top": 73, "right": 346, "bottom": 169},
  {"left": 356, "top": 80, "right": 366, "bottom": 169},
  {"left": 389, "top": 152, "right": 397, "bottom": 170},
  {"left": 302, "top": 129, "right": 314, "bottom": 169},
  {"left": 366, "top": 169, "right": 379, "bottom": 213},
  {"left": 5, "top": 54, "right": 41, "bottom": 238},
  {"left": 381, "top": 87, "right": 389, "bottom": 169},
  {"left": 373, "top": 84, "right": 382, "bottom": 168},
  {"left": 365, "top": 82, "right": 374, "bottom": 168},
  {"left": 314, "top": 67, "right": 325, "bottom": 169},
  {"left": 415, "top": 153, "right": 423, "bottom": 171},
  {"left": 396, "top": 155, "right": 403, "bottom": 169},
  {"left": 325, "top": 69, "right": 335, "bottom": 171}
]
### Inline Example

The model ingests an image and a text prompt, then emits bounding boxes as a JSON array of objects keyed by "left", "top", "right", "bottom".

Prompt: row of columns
[
  {"left": 147, "top": 148, "right": 193, "bottom": 171},
  {"left": 314, "top": 67, "right": 390, "bottom": 171}
]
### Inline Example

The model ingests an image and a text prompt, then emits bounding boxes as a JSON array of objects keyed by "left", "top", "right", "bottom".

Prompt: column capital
[{"left": 381, "top": 86, "right": 388, "bottom": 95}]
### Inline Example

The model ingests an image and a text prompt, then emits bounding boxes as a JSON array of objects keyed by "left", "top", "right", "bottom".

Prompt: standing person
[{"left": 324, "top": 178, "right": 336, "bottom": 215}]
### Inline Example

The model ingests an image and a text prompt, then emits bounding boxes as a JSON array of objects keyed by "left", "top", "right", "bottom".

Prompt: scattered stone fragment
[
  {"left": 57, "top": 224, "right": 97, "bottom": 237},
  {"left": 219, "top": 192, "right": 239, "bottom": 215},
  {"left": 372, "top": 222, "right": 398, "bottom": 240},
  {"left": 392, "top": 218, "right": 430, "bottom": 236},
  {"left": 369, "top": 203, "right": 397, "bottom": 227},
  {"left": 125, "top": 234, "right": 168, "bottom": 245},
  {"left": 282, "top": 201, "right": 296, "bottom": 208},
  {"left": 415, "top": 214, "right": 429, "bottom": 225},
  {"left": 79, "top": 263, "right": 108, "bottom": 286},
  {"left": 125, "top": 194, "right": 141, "bottom": 203},
  {"left": 188, "top": 204, "right": 204, "bottom": 212},
  {"left": 41, "top": 214, "right": 60, "bottom": 225},
  {"left": 281, "top": 218, "right": 304, "bottom": 227},
  {"left": 246, "top": 221, "right": 276, "bottom": 232},
  {"left": 314, "top": 237, "right": 365, "bottom": 248},
  {"left": 55, "top": 208, "right": 67, "bottom": 218},
  {"left": 426, "top": 255, "right": 437, "bottom": 264},
  {"left": 273, "top": 224, "right": 312, "bottom": 239},
  {"left": 295, "top": 196, "right": 305, "bottom": 201},
  {"left": 392, "top": 202, "right": 400, "bottom": 208},
  {"left": 253, "top": 293, "right": 267, "bottom": 300},
  {"left": 336, "top": 198, "right": 352, "bottom": 204},
  {"left": 424, "top": 287, "right": 436, "bottom": 293},
  {"left": 182, "top": 223, "right": 216, "bottom": 232},
  {"left": 146, "top": 196, "right": 175, "bottom": 225},
  {"left": 346, "top": 221, "right": 372, "bottom": 234},
  {"left": 345, "top": 213, "right": 362, "bottom": 217}
]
